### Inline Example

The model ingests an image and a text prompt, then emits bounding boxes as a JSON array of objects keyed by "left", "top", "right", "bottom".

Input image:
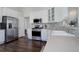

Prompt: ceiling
[
  {"left": 7, "top": 7, "right": 24, "bottom": 12},
  {"left": 7, "top": 7, "right": 50, "bottom": 12},
  {"left": 24, "top": 7, "right": 49, "bottom": 11}
]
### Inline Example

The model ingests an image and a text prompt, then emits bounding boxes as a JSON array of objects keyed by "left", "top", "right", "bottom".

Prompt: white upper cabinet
[
  {"left": 48, "top": 7, "right": 68, "bottom": 22},
  {"left": 54, "top": 7, "right": 68, "bottom": 22}
]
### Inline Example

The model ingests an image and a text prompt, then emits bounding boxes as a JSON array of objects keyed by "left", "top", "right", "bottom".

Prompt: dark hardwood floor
[{"left": 0, "top": 37, "right": 46, "bottom": 52}]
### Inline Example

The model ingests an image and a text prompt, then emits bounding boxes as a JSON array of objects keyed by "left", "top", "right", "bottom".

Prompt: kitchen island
[{"left": 43, "top": 31, "right": 79, "bottom": 52}]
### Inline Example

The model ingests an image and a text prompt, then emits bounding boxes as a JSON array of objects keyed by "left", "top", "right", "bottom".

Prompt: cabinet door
[
  {"left": 48, "top": 8, "right": 54, "bottom": 22},
  {"left": 0, "top": 8, "right": 2, "bottom": 22},
  {"left": 0, "top": 30, "right": 5, "bottom": 44},
  {"left": 27, "top": 29, "right": 32, "bottom": 39},
  {"left": 68, "top": 29, "right": 79, "bottom": 36},
  {"left": 41, "top": 29, "right": 48, "bottom": 41},
  {"left": 54, "top": 7, "right": 68, "bottom": 22}
]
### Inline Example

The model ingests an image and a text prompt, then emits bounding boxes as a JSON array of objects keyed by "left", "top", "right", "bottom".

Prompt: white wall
[
  {"left": 30, "top": 9, "right": 48, "bottom": 23},
  {"left": 23, "top": 7, "right": 49, "bottom": 17},
  {"left": 22, "top": 8, "right": 31, "bottom": 30},
  {"left": 18, "top": 15, "right": 25, "bottom": 37},
  {"left": 23, "top": 8, "right": 31, "bottom": 18},
  {"left": 2, "top": 8, "right": 19, "bottom": 18}
]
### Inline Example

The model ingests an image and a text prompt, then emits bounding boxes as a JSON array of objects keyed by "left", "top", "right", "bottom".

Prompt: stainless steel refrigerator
[{"left": 2, "top": 16, "right": 18, "bottom": 43}]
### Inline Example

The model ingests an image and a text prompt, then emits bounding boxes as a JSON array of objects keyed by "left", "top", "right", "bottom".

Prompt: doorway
[{"left": 24, "top": 17, "right": 30, "bottom": 38}]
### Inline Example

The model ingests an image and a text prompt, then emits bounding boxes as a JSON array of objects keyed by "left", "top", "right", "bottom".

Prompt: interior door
[
  {"left": 24, "top": 17, "right": 30, "bottom": 36},
  {"left": 24, "top": 17, "right": 30, "bottom": 29}
]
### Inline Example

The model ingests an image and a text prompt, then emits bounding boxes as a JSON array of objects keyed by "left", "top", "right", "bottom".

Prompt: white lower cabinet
[
  {"left": 0, "top": 30, "right": 5, "bottom": 44},
  {"left": 41, "top": 29, "right": 48, "bottom": 41},
  {"left": 68, "top": 28, "right": 79, "bottom": 36},
  {"left": 27, "top": 29, "right": 32, "bottom": 39}
]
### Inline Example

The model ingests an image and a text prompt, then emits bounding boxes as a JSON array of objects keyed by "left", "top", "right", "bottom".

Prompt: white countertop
[
  {"left": 43, "top": 31, "right": 79, "bottom": 52},
  {"left": 43, "top": 36, "right": 79, "bottom": 52}
]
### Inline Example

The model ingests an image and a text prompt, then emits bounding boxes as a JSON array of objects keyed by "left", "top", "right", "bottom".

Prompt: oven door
[{"left": 32, "top": 31, "right": 41, "bottom": 37}]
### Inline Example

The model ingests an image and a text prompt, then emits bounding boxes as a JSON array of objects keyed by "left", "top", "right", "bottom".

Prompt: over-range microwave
[{"left": 33, "top": 18, "right": 42, "bottom": 23}]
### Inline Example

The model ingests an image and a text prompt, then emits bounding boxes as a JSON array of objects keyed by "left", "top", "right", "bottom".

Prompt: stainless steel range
[
  {"left": 32, "top": 29, "right": 41, "bottom": 40},
  {"left": 32, "top": 18, "right": 43, "bottom": 40}
]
